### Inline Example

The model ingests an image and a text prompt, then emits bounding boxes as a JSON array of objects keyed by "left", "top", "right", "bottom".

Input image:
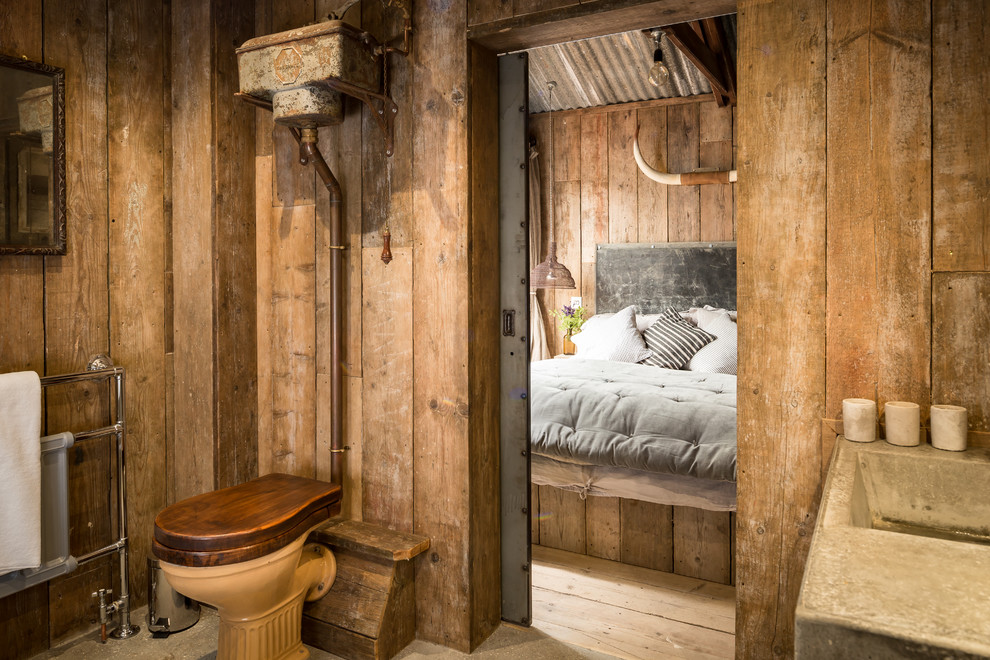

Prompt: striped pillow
[{"left": 642, "top": 308, "right": 717, "bottom": 369}]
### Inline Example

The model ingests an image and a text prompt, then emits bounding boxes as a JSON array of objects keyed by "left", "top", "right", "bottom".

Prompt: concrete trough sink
[{"left": 796, "top": 438, "right": 990, "bottom": 659}]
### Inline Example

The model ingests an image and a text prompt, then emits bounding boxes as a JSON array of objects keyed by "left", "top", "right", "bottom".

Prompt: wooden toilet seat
[{"left": 153, "top": 473, "right": 342, "bottom": 567}]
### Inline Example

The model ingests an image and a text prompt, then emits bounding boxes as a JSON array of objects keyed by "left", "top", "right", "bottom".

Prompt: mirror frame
[{"left": 0, "top": 54, "right": 66, "bottom": 255}]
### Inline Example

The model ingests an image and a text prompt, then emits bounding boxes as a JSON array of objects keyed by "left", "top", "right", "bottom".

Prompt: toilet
[{"left": 153, "top": 473, "right": 342, "bottom": 660}]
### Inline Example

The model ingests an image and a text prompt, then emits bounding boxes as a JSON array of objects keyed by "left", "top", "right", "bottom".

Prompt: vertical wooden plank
[
  {"left": 270, "top": 204, "right": 317, "bottom": 477},
  {"left": 410, "top": 2, "right": 478, "bottom": 649},
  {"left": 213, "top": 0, "right": 258, "bottom": 489},
  {"left": 271, "top": 0, "right": 316, "bottom": 207},
  {"left": 550, "top": 112, "right": 580, "bottom": 324},
  {"left": 672, "top": 507, "right": 731, "bottom": 585},
  {"left": 736, "top": 0, "right": 826, "bottom": 657},
  {"left": 699, "top": 101, "right": 733, "bottom": 242},
  {"left": 585, "top": 496, "right": 620, "bottom": 561},
  {"left": 551, "top": 179, "right": 581, "bottom": 331},
  {"left": 531, "top": 113, "right": 560, "bottom": 354},
  {"left": 162, "top": 0, "right": 175, "bottom": 508},
  {"left": 361, "top": 247, "right": 414, "bottom": 530},
  {"left": 172, "top": 0, "right": 216, "bottom": 498},
  {"left": 666, "top": 103, "right": 700, "bottom": 242},
  {"left": 108, "top": 0, "right": 167, "bottom": 605},
  {"left": 619, "top": 498, "right": 673, "bottom": 572},
  {"left": 468, "top": 41, "right": 501, "bottom": 643},
  {"left": 254, "top": 0, "right": 273, "bottom": 158},
  {"left": 0, "top": 0, "right": 45, "bottom": 412},
  {"left": 538, "top": 486, "right": 586, "bottom": 554},
  {"left": 580, "top": 112, "right": 608, "bottom": 313},
  {"left": 607, "top": 108, "right": 637, "bottom": 244},
  {"left": 636, "top": 106, "right": 668, "bottom": 243},
  {"left": 317, "top": 87, "right": 363, "bottom": 496},
  {"left": 256, "top": 156, "right": 274, "bottom": 475},
  {"left": 44, "top": 0, "right": 113, "bottom": 641},
  {"left": 362, "top": 0, "right": 412, "bottom": 247},
  {"left": 824, "top": 1, "right": 875, "bottom": 419},
  {"left": 933, "top": 0, "right": 990, "bottom": 271},
  {"left": 868, "top": 0, "right": 932, "bottom": 422},
  {"left": 825, "top": 1, "right": 932, "bottom": 422},
  {"left": 730, "top": 511, "right": 736, "bottom": 587},
  {"left": 272, "top": 129, "right": 316, "bottom": 205},
  {"left": 932, "top": 274, "right": 990, "bottom": 431},
  {"left": 342, "top": 376, "right": 363, "bottom": 520},
  {"left": 580, "top": 263, "right": 596, "bottom": 316},
  {"left": 0, "top": 583, "right": 47, "bottom": 658},
  {"left": 0, "top": 0, "right": 46, "bottom": 627},
  {"left": 553, "top": 112, "right": 580, "bottom": 183},
  {"left": 530, "top": 484, "right": 540, "bottom": 546}
]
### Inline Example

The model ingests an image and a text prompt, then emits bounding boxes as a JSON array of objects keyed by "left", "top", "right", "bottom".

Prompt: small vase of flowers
[{"left": 551, "top": 304, "right": 585, "bottom": 355}]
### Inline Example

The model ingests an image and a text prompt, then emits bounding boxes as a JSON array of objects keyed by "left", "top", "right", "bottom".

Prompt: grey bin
[{"left": 147, "top": 556, "right": 200, "bottom": 635}]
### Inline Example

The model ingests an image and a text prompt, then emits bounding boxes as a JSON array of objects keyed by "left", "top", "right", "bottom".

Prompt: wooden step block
[
  {"left": 302, "top": 518, "right": 430, "bottom": 660},
  {"left": 310, "top": 518, "right": 431, "bottom": 561}
]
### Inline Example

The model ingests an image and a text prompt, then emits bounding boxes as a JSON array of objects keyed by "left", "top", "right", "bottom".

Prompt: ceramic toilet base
[{"left": 217, "top": 592, "right": 309, "bottom": 660}]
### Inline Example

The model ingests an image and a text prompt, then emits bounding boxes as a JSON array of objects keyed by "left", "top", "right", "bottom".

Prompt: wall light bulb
[{"left": 649, "top": 60, "right": 670, "bottom": 87}]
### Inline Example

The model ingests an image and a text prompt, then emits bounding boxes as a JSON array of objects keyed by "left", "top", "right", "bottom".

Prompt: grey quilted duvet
[{"left": 531, "top": 358, "right": 737, "bottom": 483}]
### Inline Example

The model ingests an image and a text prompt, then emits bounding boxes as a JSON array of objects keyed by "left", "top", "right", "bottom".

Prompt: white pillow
[
  {"left": 684, "top": 308, "right": 737, "bottom": 374},
  {"left": 571, "top": 306, "right": 652, "bottom": 362},
  {"left": 636, "top": 313, "right": 661, "bottom": 333},
  {"left": 683, "top": 305, "right": 737, "bottom": 325}
]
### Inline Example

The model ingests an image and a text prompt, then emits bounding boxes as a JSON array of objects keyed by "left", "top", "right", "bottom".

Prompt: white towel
[{"left": 0, "top": 371, "right": 41, "bottom": 575}]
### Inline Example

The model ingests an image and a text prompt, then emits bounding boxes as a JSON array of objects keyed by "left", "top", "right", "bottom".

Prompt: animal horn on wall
[{"left": 633, "top": 125, "right": 738, "bottom": 185}]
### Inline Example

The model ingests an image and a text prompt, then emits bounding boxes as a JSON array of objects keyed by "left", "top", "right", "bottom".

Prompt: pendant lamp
[{"left": 530, "top": 81, "right": 576, "bottom": 290}]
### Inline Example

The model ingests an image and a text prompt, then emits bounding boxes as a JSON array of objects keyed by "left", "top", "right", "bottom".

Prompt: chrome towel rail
[{"left": 39, "top": 361, "right": 139, "bottom": 641}]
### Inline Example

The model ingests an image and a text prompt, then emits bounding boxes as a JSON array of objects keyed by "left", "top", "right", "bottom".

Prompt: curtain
[{"left": 528, "top": 142, "right": 551, "bottom": 361}]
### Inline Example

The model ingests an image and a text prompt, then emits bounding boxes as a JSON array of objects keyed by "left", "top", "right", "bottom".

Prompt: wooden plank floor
[{"left": 532, "top": 545, "right": 735, "bottom": 659}]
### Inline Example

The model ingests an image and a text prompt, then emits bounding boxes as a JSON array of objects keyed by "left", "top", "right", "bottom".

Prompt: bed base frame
[{"left": 532, "top": 485, "right": 735, "bottom": 586}]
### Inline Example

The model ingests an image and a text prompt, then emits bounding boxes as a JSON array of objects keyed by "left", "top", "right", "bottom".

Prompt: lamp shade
[{"left": 530, "top": 241, "right": 575, "bottom": 290}]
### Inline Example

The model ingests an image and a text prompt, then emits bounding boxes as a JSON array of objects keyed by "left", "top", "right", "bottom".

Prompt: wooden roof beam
[
  {"left": 702, "top": 17, "right": 736, "bottom": 105},
  {"left": 663, "top": 21, "right": 734, "bottom": 107}
]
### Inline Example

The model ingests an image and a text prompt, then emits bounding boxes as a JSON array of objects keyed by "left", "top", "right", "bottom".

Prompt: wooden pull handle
[{"left": 381, "top": 228, "right": 393, "bottom": 264}]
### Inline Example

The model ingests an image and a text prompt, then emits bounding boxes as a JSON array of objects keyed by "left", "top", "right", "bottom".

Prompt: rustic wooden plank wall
[
  {"left": 931, "top": 0, "right": 990, "bottom": 444},
  {"left": 0, "top": 0, "right": 256, "bottom": 652},
  {"left": 530, "top": 97, "right": 735, "bottom": 356},
  {"left": 737, "top": 0, "right": 990, "bottom": 657}
]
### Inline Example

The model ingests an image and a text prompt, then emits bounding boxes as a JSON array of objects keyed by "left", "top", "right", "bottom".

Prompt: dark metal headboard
[{"left": 595, "top": 242, "right": 737, "bottom": 314}]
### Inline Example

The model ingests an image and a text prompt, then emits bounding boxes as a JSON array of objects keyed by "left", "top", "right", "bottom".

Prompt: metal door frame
[{"left": 498, "top": 51, "right": 532, "bottom": 626}]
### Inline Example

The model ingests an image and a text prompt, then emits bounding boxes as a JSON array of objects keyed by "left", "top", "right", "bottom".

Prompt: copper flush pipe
[{"left": 294, "top": 127, "right": 345, "bottom": 487}]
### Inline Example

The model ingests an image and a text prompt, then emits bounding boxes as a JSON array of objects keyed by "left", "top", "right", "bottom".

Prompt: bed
[{"left": 530, "top": 242, "right": 737, "bottom": 583}]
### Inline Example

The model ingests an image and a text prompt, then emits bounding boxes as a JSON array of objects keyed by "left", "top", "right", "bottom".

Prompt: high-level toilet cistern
[{"left": 152, "top": 474, "right": 341, "bottom": 660}]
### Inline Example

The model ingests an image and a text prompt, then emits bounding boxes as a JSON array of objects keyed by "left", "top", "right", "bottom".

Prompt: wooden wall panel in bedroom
[
  {"left": 534, "top": 489, "right": 734, "bottom": 585},
  {"left": 531, "top": 96, "right": 735, "bottom": 357}
]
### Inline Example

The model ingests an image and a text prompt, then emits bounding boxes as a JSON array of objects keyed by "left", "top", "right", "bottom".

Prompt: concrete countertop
[{"left": 796, "top": 438, "right": 990, "bottom": 659}]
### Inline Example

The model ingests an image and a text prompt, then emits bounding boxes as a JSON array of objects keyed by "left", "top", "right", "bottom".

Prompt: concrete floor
[{"left": 28, "top": 606, "right": 617, "bottom": 660}]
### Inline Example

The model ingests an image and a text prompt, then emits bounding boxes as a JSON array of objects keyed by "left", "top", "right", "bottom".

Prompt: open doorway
[{"left": 497, "top": 11, "right": 739, "bottom": 659}]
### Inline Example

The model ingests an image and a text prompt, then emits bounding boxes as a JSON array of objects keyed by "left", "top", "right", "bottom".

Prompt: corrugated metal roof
[{"left": 527, "top": 16, "right": 736, "bottom": 113}]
